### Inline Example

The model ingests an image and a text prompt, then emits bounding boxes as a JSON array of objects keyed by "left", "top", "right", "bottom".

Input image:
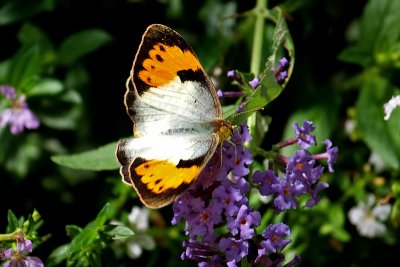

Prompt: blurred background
[{"left": 1, "top": 0, "right": 399, "bottom": 266}]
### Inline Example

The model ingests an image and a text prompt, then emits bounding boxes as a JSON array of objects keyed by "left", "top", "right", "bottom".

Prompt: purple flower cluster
[
  {"left": 171, "top": 121, "right": 337, "bottom": 266},
  {"left": 224, "top": 57, "right": 289, "bottom": 113},
  {"left": 0, "top": 85, "right": 40, "bottom": 135},
  {"left": 0, "top": 239, "right": 44, "bottom": 267},
  {"left": 254, "top": 150, "right": 328, "bottom": 212},
  {"left": 254, "top": 121, "right": 337, "bottom": 212},
  {"left": 227, "top": 57, "right": 289, "bottom": 88},
  {"left": 275, "top": 57, "right": 289, "bottom": 84},
  {"left": 172, "top": 125, "right": 296, "bottom": 266}
]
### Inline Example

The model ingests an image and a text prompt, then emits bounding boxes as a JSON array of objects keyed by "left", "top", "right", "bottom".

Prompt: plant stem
[
  {"left": 250, "top": 0, "right": 266, "bottom": 75},
  {"left": 0, "top": 230, "right": 20, "bottom": 241},
  {"left": 248, "top": 0, "right": 267, "bottom": 135}
]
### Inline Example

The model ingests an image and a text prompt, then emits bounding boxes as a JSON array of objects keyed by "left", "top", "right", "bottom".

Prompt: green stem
[
  {"left": 241, "top": 255, "right": 249, "bottom": 267},
  {"left": 0, "top": 229, "right": 21, "bottom": 241},
  {"left": 250, "top": 0, "right": 267, "bottom": 75},
  {"left": 248, "top": 0, "right": 267, "bottom": 134}
]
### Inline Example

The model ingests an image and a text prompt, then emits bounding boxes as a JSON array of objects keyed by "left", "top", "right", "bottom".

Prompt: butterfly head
[{"left": 213, "top": 119, "right": 234, "bottom": 144}]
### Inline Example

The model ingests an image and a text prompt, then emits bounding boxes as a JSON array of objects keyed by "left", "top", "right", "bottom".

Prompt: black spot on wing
[
  {"left": 177, "top": 68, "right": 205, "bottom": 83},
  {"left": 176, "top": 155, "right": 206, "bottom": 169},
  {"left": 156, "top": 54, "right": 163, "bottom": 62}
]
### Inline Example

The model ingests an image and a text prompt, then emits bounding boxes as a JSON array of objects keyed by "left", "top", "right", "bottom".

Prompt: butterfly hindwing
[
  {"left": 128, "top": 157, "right": 202, "bottom": 208},
  {"left": 116, "top": 134, "right": 219, "bottom": 208}
]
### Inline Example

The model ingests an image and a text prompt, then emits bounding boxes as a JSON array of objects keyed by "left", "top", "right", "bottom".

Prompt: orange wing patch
[
  {"left": 134, "top": 159, "right": 200, "bottom": 194},
  {"left": 138, "top": 43, "right": 202, "bottom": 87}
]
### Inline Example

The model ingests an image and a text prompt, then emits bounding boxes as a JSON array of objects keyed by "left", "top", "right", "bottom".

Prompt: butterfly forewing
[{"left": 126, "top": 24, "right": 222, "bottom": 136}]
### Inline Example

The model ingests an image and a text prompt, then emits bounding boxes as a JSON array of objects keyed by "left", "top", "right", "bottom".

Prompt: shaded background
[{"left": 1, "top": 0, "right": 398, "bottom": 266}]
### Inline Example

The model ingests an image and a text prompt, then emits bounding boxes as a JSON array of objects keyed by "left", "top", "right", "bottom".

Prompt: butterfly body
[{"left": 116, "top": 24, "right": 232, "bottom": 208}]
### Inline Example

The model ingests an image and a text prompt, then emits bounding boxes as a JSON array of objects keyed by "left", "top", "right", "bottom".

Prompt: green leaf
[
  {"left": 327, "top": 204, "right": 345, "bottom": 227},
  {"left": 338, "top": 44, "right": 374, "bottom": 66},
  {"left": 29, "top": 210, "right": 43, "bottom": 233},
  {"left": 27, "top": 78, "right": 64, "bottom": 97},
  {"left": 386, "top": 97, "right": 400, "bottom": 131},
  {"left": 0, "top": 60, "right": 10, "bottom": 84},
  {"left": 361, "top": 0, "right": 400, "bottom": 53},
  {"left": 6, "top": 210, "right": 20, "bottom": 232},
  {"left": 339, "top": 0, "right": 400, "bottom": 66},
  {"left": 18, "top": 23, "right": 55, "bottom": 64},
  {"left": 23, "top": 214, "right": 34, "bottom": 234},
  {"left": 4, "top": 133, "right": 42, "bottom": 179},
  {"left": 66, "top": 203, "right": 110, "bottom": 267},
  {"left": 391, "top": 198, "right": 400, "bottom": 226},
  {"left": 66, "top": 225, "right": 83, "bottom": 239},
  {"left": 58, "top": 29, "right": 113, "bottom": 65},
  {"left": 51, "top": 142, "right": 119, "bottom": 171},
  {"left": 320, "top": 223, "right": 350, "bottom": 242},
  {"left": 7, "top": 45, "right": 41, "bottom": 91},
  {"left": 356, "top": 73, "right": 400, "bottom": 169},
  {"left": 46, "top": 244, "right": 69, "bottom": 267},
  {"left": 101, "top": 224, "right": 135, "bottom": 240},
  {"left": 38, "top": 89, "right": 83, "bottom": 130},
  {"left": 93, "top": 202, "right": 111, "bottom": 227},
  {"left": 18, "top": 23, "right": 49, "bottom": 45},
  {"left": 64, "top": 64, "right": 90, "bottom": 90},
  {"left": 0, "top": 0, "right": 54, "bottom": 25},
  {"left": 392, "top": 181, "right": 400, "bottom": 196}
]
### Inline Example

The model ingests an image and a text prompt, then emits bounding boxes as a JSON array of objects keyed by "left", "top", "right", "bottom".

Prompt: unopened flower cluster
[{"left": 172, "top": 120, "right": 338, "bottom": 267}]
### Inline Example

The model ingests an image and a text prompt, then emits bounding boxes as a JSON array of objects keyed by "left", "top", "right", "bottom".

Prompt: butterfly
[{"left": 116, "top": 24, "right": 232, "bottom": 208}]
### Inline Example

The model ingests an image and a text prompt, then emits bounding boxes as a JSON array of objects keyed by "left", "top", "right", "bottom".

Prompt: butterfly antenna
[{"left": 227, "top": 106, "right": 264, "bottom": 123}]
